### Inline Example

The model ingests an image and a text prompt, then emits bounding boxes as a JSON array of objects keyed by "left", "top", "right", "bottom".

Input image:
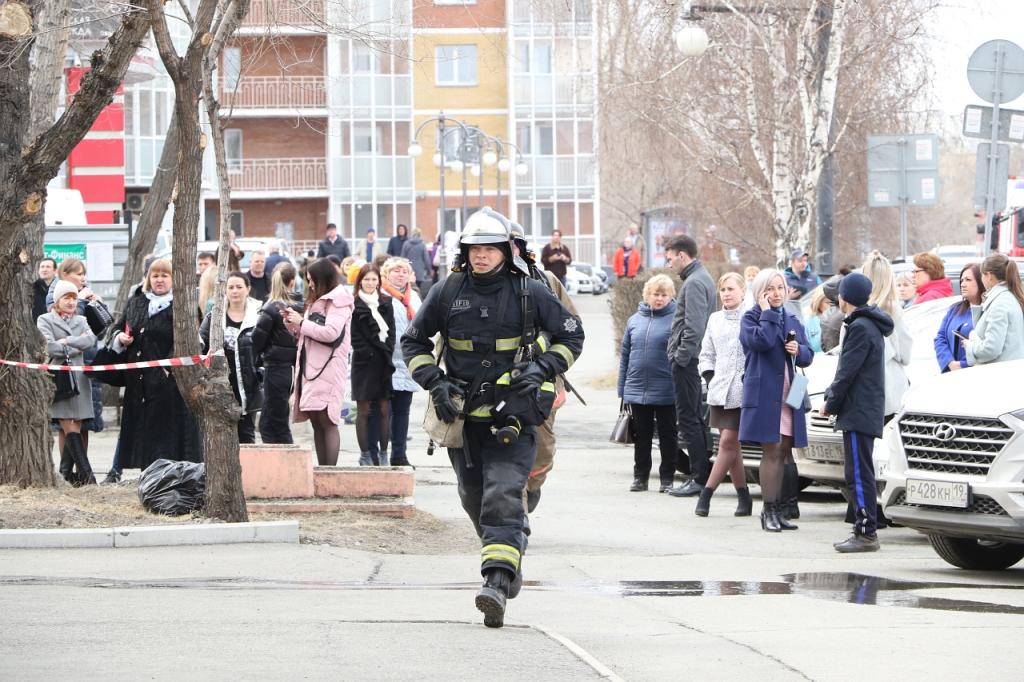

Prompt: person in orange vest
[{"left": 613, "top": 237, "right": 642, "bottom": 279}]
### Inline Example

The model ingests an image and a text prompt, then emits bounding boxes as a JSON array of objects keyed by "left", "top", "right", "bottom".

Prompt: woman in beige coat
[{"left": 37, "top": 280, "right": 97, "bottom": 485}]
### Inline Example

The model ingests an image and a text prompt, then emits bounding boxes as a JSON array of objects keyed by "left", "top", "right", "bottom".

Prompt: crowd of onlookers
[
  {"left": 36, "top": 223, "right": 439, "bottom": 486},
  {"left": 617, "top": 235, "right": 1024, "bottom": 551}
]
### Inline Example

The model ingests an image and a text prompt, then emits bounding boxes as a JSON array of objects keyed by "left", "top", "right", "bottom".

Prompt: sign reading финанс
[{"left": 43, "top": 243, "right": 87, "bottom": 262}]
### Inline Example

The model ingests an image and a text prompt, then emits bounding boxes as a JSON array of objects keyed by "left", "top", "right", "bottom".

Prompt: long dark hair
[
  {"left": 982, "top": 254, "right": 1024, "bottom": 312},
  {"left": 305, "top": 258, "right": 340, "bottom": 308},
  {"left": 955, "top": 263, "right": 986, "bottom": 314}
]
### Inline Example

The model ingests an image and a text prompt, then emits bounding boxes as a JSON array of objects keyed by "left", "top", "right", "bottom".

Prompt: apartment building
[{"left": 126, "top": 0, "right": 598, "bottom": 260}]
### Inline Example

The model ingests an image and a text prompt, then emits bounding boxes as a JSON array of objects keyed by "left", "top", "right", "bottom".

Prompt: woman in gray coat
[{"left": 37, "top": 280, "right": 97, "bottom": 485}]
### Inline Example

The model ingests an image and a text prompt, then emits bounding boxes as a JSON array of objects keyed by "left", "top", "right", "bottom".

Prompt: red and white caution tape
[{"left": 0, "top": 354, "right": 214, "bottom": 373}]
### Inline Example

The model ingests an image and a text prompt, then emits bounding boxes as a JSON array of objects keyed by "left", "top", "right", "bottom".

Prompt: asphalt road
[{"left": 4, "top": 292, "right": 1023, "bottom": 681}]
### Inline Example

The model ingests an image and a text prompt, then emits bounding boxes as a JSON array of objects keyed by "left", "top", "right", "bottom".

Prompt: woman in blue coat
[
  {"left": 934, "top": 263, "right": 984, "bottom": 373},
  {"left": 618, "top": 275, "right": 678, "bottom": 492},
  {"left": 740, "top": 269, "right": 813, "bottom": 532}
]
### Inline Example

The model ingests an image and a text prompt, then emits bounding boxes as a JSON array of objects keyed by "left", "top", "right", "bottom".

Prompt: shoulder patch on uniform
[
  {"left": 406, "top": 326, "right": 419, "bottom": 338},
  {"left": 563, "top": 317, "right": 578, "bottom": 333},
  {"left": 452, "top": 299, "right": 470, "bottom": 311}
]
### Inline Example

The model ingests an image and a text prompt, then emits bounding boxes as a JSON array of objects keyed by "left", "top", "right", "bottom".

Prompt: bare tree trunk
[
  {"left": 150, "top": 0, "right": 251, "bottom": 521},
  {"left": 114, "top": 113, "right": 179, "bottom": 317},
  {"left": 0, "top": 1, "right": 149, "bottom": 487}
]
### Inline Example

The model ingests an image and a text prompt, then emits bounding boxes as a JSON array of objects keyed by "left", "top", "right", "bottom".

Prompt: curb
[{"left": 0, "top": 521, "right": 299, "bottom": 549}]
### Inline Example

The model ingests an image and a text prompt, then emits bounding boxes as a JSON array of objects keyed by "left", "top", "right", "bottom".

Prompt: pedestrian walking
[
  {"left": 38, "top": 281, "right": 98, "bottom": 485},
  {"left": 284, "top": 258, "right": 354, "bottom": 465},
  {"left": 694, "top": 272, "right": 752, "bottom": 517},
  {"left": 663, "top": 234, "right": 715, "bottom": 497},
  {"left": 510, "top": 222, "right": 579, "bottom": 512},
  {"left": 400, "top": 227, "right": 433, "bottom": 292},
  {"left": 387, "top": 223, "right": 409, "bottom": 258},
  {"left": 541, "top": 230, "right": 573, "bottom": 286},
  {"left": 965, "top": 254, "right": 1024, "bottom": 365},
  {"left": 618, "top": 274, "right": 678, "bottom": 493},
  {"left": 200, "top": 272, "right": 264, "bottom": 444},
  {"left": 739, "top": 269, "right": 813, "bottom": 532},
  {"left": 911, "top": 252, "right": 953, "bottom": 304},
  {"left": 252, "top": 264, "right": 302, "bottom": 444},
  {"left": 821, "top": 273, "right": 893, "bottom": 553},
  {"left": 316, "top": 223, "right": 351, "bottom": 260},
  {"left": 402, "top": 207, "right": 584, "bottom": 628},
  {"left": 350, "top": 263, "right": 396, "bottom": 466},
  {"left": 934, "top": 263, "right": 985, "bottom": 373},
  {"left": 612, "top": 237, "right": 641, "bottom": 280},
  {"left": 100, "top": 259, "right": 203, "bottom": 472}
]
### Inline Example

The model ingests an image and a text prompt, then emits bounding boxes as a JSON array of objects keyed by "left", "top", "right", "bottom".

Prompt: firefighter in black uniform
[{"left": 402, "top": 207, "right": 584, "bottom": 628}]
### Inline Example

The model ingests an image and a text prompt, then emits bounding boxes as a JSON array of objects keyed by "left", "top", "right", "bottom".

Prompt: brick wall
[
  {"left": 228, "top": 35, "right": 326, "bottom": 77},
  {"left": 222, "top": 117, "right": 326, "bottom": 159},
  {"left": 413, "top": 0, "right": 505, "bottom": 28},
  {"left": 207, "top": 198, "right": 329, "bottom": 241}
]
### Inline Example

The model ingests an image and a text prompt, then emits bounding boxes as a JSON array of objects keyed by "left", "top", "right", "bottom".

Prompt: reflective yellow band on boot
[{"left": 481, "top": 543, "right": 521, "bottom": 570}]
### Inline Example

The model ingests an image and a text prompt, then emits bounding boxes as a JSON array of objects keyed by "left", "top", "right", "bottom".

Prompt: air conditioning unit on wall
[{"left": 126, "top": 193, "right": 146, "bottom": 212}]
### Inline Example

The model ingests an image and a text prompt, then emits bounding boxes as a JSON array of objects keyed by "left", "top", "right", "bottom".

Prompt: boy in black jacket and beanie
[{"left": 821, "top": 273, "right": 893, "bottom": 553}]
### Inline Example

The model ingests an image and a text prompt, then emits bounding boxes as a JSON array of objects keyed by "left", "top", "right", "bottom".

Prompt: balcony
[
  {"left": 220, "top": 76, "right": 326, "bottom": 112},
  {"left": 228, "top": 157, "right": 327, "bottom": 193},
  {"left": 243, "top": 0, "right": 324, "bottom": 29}
]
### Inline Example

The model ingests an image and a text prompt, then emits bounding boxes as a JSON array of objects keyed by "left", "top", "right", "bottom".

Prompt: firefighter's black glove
[
  {"left": 430, "top": 380, "right": 464, "bottom": 424},
  {"left": 510, "top": 361, "right": 550, "bottom": 396}
]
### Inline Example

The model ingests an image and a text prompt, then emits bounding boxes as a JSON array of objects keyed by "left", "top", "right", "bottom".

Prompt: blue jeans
[{"left": 389, "top": 391, "right": 414, "bottom": 462}]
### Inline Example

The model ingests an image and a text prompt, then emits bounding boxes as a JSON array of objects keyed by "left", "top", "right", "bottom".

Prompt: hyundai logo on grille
[{"left": 932, "top": 423, "right": 957, "bottom": 442}]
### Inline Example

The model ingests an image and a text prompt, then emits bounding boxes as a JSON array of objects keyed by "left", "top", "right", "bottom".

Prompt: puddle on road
[{"left": 2, "top": 572, "right": 1022, "bottom": 615}]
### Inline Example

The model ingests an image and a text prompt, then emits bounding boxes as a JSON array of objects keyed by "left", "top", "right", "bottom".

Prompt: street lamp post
[
  {"left": 408, "top": 111, "right": 469, "bottom": 277},
  {"left": 674, "top": 2, "right": 836, "bottom": 274}
]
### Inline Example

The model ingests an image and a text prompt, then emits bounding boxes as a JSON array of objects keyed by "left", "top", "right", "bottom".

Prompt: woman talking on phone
[{"left": 739, "top": 269, "right": 813, "bottom": 533}]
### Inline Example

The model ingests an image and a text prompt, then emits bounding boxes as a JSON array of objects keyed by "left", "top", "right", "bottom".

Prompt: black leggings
[
  {"left": 630, "top": 403, "right": 678, "bottom": 483},
  {"left": 308, "top": 409, "right": 339, "bottom": 466},
  {"left": 356, "top": 400, "right": 390, "bottom": 456},
  {"left": 759, "top": 436, "right": 794, "bottom": 503}
]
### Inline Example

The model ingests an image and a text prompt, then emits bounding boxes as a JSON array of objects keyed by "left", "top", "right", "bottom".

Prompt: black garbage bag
[{"left": 138, "top": 459, "right": 206, "bottom": 516}]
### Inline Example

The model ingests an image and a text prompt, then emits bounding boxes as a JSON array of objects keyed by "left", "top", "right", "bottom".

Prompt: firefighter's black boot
[{"left": 475, "top": 568, "right": 512, "bottom": 628}]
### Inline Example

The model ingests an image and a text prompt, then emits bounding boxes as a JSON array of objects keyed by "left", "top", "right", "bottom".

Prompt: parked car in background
[
  {"left": 572, "top": 263, "right": 608, "bottom": 295},
  {"left": 600, "top": 265, "right": 617, "bottom": 288},
  {"left": 564, "top": 265, "right": 594, "bottom": 295},
  {"left": 881, "top": 360, "right": 1024, "bottom": 570}
]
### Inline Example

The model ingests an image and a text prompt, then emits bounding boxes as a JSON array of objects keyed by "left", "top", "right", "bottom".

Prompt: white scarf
[
  {"left": 146, "top": 291, "right": 173, "bottom": 317},
  {"left": 358, "top": 290, "right": 389, "bottom": 343}
]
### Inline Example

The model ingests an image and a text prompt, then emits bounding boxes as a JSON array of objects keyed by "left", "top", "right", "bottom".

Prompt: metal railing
[
  {"left": 244, "top": 0, "right": 323, "bottom": 27},
  {"left": 221, "top": 76, "right": 326, "bottom": 110},
  {"left": 229, "top": 157, "right": 327, "bottom": 191}
]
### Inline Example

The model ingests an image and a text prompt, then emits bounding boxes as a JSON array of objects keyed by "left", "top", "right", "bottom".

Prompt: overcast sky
[{"left": 929, "top": 1, "right": 1024, "bottom": 116}]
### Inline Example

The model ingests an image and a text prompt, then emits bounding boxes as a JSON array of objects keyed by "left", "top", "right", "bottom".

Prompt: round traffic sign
[{"left": 967, "top": 39, "right": 1024, "bottom": 104}]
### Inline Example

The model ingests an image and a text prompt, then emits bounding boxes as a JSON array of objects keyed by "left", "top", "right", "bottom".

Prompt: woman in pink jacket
[{"left": 284, "top": 258, "right": 354, "bottom": 465}]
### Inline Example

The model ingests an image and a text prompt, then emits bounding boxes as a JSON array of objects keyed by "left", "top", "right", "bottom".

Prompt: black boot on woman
[
  {"left": 694, "top": 487, "right": 714, "bottom": 516},
  {"left": 67, "top": 432, "right": 96, "bottom": 486},
  {"left": 59, "top": 441, "right": 75, "bottom": 484},
  {"left": 734, "top": 487, "right": 752, "bottom": 516},
  {"left": 760, "top": 503, "right": 782, "bottom": 532},
  {"left": 629, "top": 477, "right": 648, "bottom": 492}
]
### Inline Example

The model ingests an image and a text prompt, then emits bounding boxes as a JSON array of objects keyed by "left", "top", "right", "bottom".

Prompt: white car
[
  {"left": 881, "top": 360, "right": 1024, "bottom": 570},
  {"left": 564, "top": 266, "right": 593, "bottom": 295}
]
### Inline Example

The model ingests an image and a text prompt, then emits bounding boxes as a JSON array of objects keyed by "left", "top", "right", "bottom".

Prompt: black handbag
[
  {"left": 84, "top": 300, "right": 114, "bottom": 335},
  {"left": 49, "top": 348, "right": 80, "bottom": 402},
  {"left": 610, "top": 400, "right": 635, "bottom": 445}
]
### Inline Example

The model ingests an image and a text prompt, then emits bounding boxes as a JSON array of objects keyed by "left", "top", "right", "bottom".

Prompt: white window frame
[
  {"left": 353, "top": 44, "right": 375, "bottom": 74},
  {"left": 435, "top": 45, "right": 478, "bottom": 86},
  {"left": 352, "top": 123, "right": 381, "bottom": 155},
  {"left": 231, "top": 210, "right": 244, "bottom": 236},
  {"left": 225, "top": 129, "right": 243, "bottom": 173}
]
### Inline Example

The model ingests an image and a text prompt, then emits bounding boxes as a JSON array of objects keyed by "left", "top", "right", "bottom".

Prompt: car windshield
[{"left": 574, "top": 264, "right": 592, "bottom": 275}]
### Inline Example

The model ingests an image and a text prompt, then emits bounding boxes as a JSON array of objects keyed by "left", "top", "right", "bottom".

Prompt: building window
[
  {"left": 225, "top": 129, "right": 242, "bottom": 173},
  {"left": 516, "top": 41, "right": 552, "bottom": 74},
  {"left": 353, "top": 44, "right": 375, "bottom": 74},
  {"left": 436, "top": 45, "right": 478, "bottom": 86},
  {"left": 352, "top": 123, "right": 379, "bottom": 155},
  {"left": 539, "top": 206, "right": 555, "bottom": 235},
  {"left": 222, "top": 47, "right": 242, "bottom": 90},
  {"left": 536, "top": 123, "right": 554, "bottom": 155}
]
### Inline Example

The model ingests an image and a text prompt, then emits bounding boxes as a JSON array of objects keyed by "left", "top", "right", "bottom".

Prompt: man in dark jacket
[
  {"left": 316, "top": 223, "right": 350, "bottom": 260},
  {"left": 33, "top": 257, "right": 57, "bottom": 320},
  {"left": 401, "top": 227, "right": 433, "bottom": 292},
  {"left": 820, "top": 274, "right": 844, "bottom": 352},
  {"left": 784, "top": 249, "right": 821, "bottom": 300},
  {"left": 664, "top": 234, "right": 716, "bottom": 496},
  {"left": 821, "top": 273, "right": 893, "bottom": 553}
]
